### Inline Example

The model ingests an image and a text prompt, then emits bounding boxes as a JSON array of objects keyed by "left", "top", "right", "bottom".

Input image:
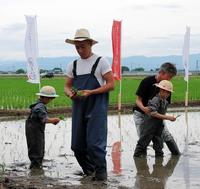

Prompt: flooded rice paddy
[{"left": 0, "top": 111, "right": 200, "bottom": 188}]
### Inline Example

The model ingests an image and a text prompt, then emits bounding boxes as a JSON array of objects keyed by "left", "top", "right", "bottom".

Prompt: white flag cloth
[
  {"left": 24, "top": 15, "right": 40, "bottom": 84},
  {"left": 182, "top": 26, "right": 190, "bottom": 82}
]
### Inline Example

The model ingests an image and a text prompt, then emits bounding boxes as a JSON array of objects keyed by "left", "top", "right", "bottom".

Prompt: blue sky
[{"left": 1, "top": 0, "right": 200, "bottom": 60}]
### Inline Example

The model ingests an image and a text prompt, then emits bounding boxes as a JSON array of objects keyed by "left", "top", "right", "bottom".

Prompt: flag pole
[
  {"left": 38, "top": 68, "right": 41, "bottom": 92},
  {"left": 35, "top": 16, "right": 41, "bottom": 92},
  {"left": 185, "top": 79, "right": 189, "bottom": 145},
  {"left": 118, "top": 70, "right": 122, "bottom": 143},
  {"left": 118, "top": 21, "right": 122, "bottom": 145},
  {"left": 183, "top": 26, "right": 190, "bottom": 146}
]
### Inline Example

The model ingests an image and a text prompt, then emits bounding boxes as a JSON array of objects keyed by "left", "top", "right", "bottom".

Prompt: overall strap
[
  {"left": 72, "top": 60, "right": 77, "bottom": 78},
  {"left": 91, "top": 57, "right": 102, "bottom": 75},
  {"left": 28, "top": 102, "right": 40, "bottom": 119}
]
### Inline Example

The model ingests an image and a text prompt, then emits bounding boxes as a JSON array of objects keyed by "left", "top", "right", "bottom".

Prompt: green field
[{"left": 0, "top": 75, "right": 199, "bottom": 110}]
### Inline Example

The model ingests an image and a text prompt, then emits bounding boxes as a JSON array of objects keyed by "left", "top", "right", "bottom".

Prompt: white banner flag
[
  {"left": 25, "top": 15, "right": 40, "bottom": 84},
  {"left": 182, "top": 26, "right": 190, "bottom": 82}
]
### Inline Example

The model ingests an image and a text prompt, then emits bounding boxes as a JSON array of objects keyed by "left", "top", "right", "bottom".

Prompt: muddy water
[{"left": 0, "top": 111, "right": 200, "bottom": 188}]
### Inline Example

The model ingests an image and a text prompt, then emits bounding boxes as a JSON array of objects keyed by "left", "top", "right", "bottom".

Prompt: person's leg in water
[
  {"left": 152, "top": 126, "right": 164, "bottom": 157},
  {"left": 161, "top": 124, "right": 180, "bottom": 155},
  {"left": 133, "top": 111, "right": 147, "bottom": 156},
  {"left": 72, "top": 118, "right": 95, "bottom": 176},
  {"left": 133, "top": 111, "right": 145, "bottom": 137},
  {"left": 134, "top": 134, "right": 152, "bottom": 157},
  {"left": 87, "top": 116, "right": 108, "bottom": 181},
  {"left": 134, "top": 120, "right": 155, "bottom": 157}
]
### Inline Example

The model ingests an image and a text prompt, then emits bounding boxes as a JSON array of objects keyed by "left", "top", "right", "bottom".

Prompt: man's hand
[
  {"left": 81, "top": 90, "right": 93, "bottom": 97},
  {"left": 64, "top": 77, "right": 78, "bottom": 99},
  {"left": 136, "top": 96, "right": 150, "bottom": 114},
  {"left": 143, "top": 106, "right": 150, "bottom": 114},
  {"left": 68, "top": 88, "right": 78, "bottom": 99}
]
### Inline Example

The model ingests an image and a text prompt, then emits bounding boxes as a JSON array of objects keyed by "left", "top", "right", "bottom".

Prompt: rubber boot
[
  {"left": 134, "top": 146, "right": 147, "bottom": 158},
  {"left": 155, "top": 150, "right": 164, "bottom": 157},
  {"left": 165, "top": 139, "right": 180, "bottom": 155},
  {"left": 94, "top": 172, "right": 107, "bottom": 181}
]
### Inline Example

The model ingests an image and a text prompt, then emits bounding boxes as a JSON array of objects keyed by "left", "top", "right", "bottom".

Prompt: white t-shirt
[{"left": 66, "top": 54, "right": 112, "bottom": 86}]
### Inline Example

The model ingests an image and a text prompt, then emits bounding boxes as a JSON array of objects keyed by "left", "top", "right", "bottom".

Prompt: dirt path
[{"left": 0, "top": 100, "right": 200, "bottom": 118}]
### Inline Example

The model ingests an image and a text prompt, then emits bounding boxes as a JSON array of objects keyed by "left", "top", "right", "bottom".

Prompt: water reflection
[
  {"left": 182, "top": 144, "right": 190, "bottom": 189},
  {"left": 111, "top": 141, "right": 122, "bottom": 174},
  {"left": 1, "top": 112, "right": 200, "bottom": 188},
  {"left": 134, "top": 156, "right": 180, "bottom": 189}
]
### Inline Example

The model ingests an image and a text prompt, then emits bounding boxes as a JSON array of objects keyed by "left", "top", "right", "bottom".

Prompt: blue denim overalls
[
  {"left": 25, "top": 101, "right": 47, "bottom": 168},
  {"left": 71, "top": 57, "right": 108, "bottom": 179}
]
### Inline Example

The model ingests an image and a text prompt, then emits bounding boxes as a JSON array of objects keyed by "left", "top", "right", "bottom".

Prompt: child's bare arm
[
  {"left": 150, "top": 112, "right": 176, "bottom": 121},
  {"left": 46, "top": 117, "right": 60, "bottom": 125}
]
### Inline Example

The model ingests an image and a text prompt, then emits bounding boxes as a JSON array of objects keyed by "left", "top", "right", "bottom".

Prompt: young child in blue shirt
[{"left": 25, "top": 86, "right": 60, "bottom": 169}]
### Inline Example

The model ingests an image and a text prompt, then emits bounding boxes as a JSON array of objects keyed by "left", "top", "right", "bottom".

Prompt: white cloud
[
  {"left": 1, "top": 23, "right": 25, "bottom": 33},
  {"left": 0, "top": 0, "right": 200, "bottom": 59}
]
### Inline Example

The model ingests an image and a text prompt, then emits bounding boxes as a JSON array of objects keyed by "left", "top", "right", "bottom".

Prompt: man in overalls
[{"left": 64, "top": 28, "right": 114, "bottom": 181}]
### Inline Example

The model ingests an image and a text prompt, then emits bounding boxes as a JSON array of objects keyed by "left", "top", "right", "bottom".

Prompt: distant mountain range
[{"left": 0, "top": 54, "right": 200, "bottom": 72}]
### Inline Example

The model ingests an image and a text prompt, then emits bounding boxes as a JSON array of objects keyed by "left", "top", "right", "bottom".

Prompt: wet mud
[
  {"left": 0, "top": 112, "right": 200, "bottom": 189},
  {"left": 0, "top": 101, "right": 200, "bottom": 119}
]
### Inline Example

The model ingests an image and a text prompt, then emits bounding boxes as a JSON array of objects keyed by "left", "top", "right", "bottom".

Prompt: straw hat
[
  {"left": 65, "top": 28, "right": 98, "bottom": 45},
  {"left": 36, "top": 86, "right": 59, "bottom": 97},
  {"left": 154, "top": 80, "right": 174, "bottom": 92}
]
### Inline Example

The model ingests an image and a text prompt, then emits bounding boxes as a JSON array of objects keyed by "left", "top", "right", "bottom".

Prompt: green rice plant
[
  {"left": 0, "top": 75, "right": 199, "bottom": 110},
  {"left": 0, "top": 162, "right": 5, "bottom": 182}
]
